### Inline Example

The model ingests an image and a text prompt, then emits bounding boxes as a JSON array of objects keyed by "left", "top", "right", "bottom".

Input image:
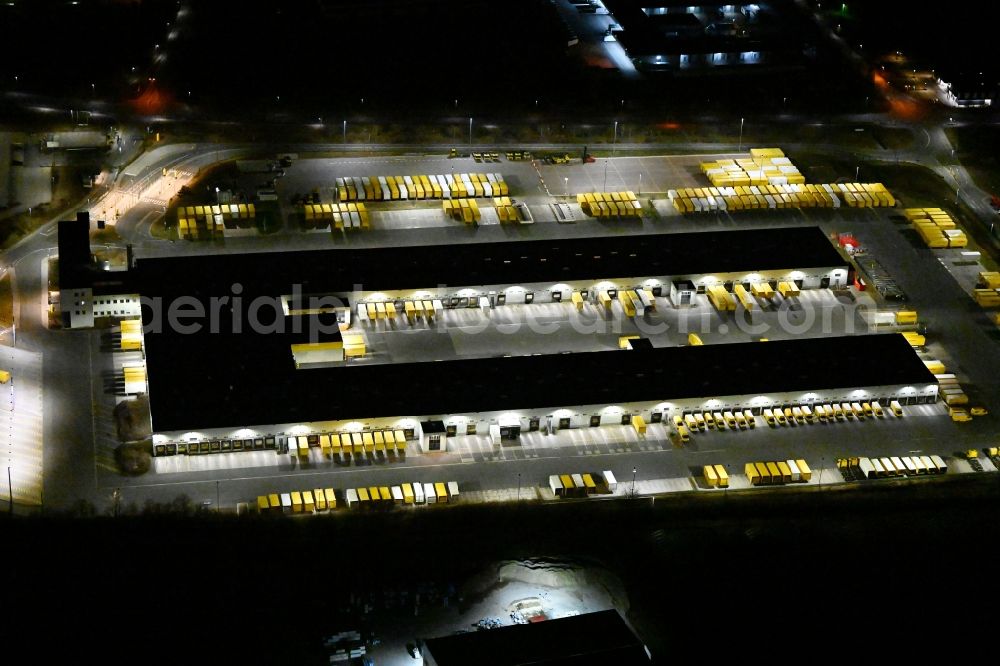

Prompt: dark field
[{"left": 4, "top": 477, "right": 998, "bottom": 664}]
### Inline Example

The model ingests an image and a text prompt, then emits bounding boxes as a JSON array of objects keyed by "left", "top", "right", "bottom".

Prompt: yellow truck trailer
[
  {"left": 704, "top": 465, "right": 719, "bottom": 487},
  {"left": 714, "top": 464, "right": 729, "bottom": 488},
  {"left": 621, "top": 292, "right": 636, "bottom": 317},
  {"left": 734, "top": 283, "right": 754, "bottom": 310},
  {"left": 777, "top": 281, "right": 800, "bottom": 298}
]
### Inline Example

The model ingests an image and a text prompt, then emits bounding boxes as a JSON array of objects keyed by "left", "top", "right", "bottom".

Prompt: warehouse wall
[
  {"left": 342, "top": 265, "right": 849, "bottom": 308},
  {"left": 152, "top": 380, "right": 937, "bottom": 456},
  {"left": 60, "top": 287, "right": 141, "bottom": 329}
]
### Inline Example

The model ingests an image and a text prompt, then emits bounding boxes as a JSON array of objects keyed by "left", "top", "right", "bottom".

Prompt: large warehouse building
[
  {"left": 147, "top": 331, "right": 936, "bottom": 457},
  {"left": 133, "top": 227, "right": 937, "bottom": 457},
  {"left": 135, "top": 225, "right": 852, "bottom": 320}
]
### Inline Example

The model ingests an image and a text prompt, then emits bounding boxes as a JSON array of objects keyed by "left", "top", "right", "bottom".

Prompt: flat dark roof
[
  {"left": 145, "top": 330, "right": 934, "bottom": 433},
  {"left": 134, "top": 227, "right": 845, "bottom": 301},
  {"left": 58, "top": 214, "right": 93, "bottom": 288},
  {"left": 422, "top": 609, "right": 650, "bottom": 666}
]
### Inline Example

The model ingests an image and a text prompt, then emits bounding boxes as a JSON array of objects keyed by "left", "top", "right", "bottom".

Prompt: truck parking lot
[{"left": 91, "top": 147, "right": 1000, "bottom": 512}]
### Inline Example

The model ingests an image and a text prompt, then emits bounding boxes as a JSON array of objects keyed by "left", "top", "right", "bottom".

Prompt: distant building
[
  {"left": 939, "top": 73, "right": 994, "bottom": 108},
  {"left": 421, "top": 609, "right": 652, "bottom": 666},
  {"left": 602, "top": 0, "right": 811, "bottom": 73},
  {"left": 56, "top": 212, "right": 139, "bottom": 329}
]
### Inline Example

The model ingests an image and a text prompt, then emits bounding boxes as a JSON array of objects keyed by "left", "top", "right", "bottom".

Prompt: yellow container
[
  {"left": 704, "top": 465, "right": 719, "bottom": 487},
  {"left": 713, "top": 464, "right": 729, "bottom": 488}
]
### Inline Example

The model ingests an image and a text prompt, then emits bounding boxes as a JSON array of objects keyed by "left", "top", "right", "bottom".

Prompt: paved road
[{"left": 106, "top": 400, "right": 983, "bottom": 515}]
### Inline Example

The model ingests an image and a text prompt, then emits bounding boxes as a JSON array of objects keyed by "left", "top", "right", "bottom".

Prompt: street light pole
[
  {"left": 855, "top": 165, "right": 859, "bottom": 182},
  {"left": 517, "top": 473, "right": 521, "bottom": 501},
  {"left": 603, "top": 160, "right": 609, "bottom": 192},
  {"left": 468, "top": 117, "right": 473, "bottom": 151},
  {"left": 564, "top": 177, "right": 568, "bottom": 196},
  {"left": 638, "top": 172, "right": 642, "bottom": 196},
  {"left": 343, "top": 120, "right": 347, "bottom": 144},
  {"left": 612, "top": 120, "right": 618, "bottom": 157},
  {"left": 738, "top": 117, "right": 745, "bottom": 151},
  {"left": 631, "top": 467, "right": 637, "bottom": 497}
]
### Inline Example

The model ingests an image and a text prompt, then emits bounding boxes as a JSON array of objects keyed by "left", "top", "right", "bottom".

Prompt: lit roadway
[{"left": 3, "top": 113, "right": 999, "bottom": 514}]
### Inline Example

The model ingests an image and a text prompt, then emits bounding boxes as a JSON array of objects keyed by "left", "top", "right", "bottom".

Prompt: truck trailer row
[
  {"left": 258, "top": 481, "right": 460, "bottom": 513},
  {"left": 153, "top": 435, "right": 278, "bottom": 457},
  {"left": 345, "top": 481, "right": 459, "bottom": 507},
  {"left": 905, "top": 207, "right": 968, "bottom": 249},
  {"left": 257, "top": 488, "right": 338, "bottom": 514},
  {"left": 597, "top": 288, "right": 656, "bottom": 317},
  {"left": 442, "top": 198, "right": 481, "bottom": 223},
  {"left": 177, "top": 203, "right": 257, "bottom": 240},
  {"left": 120, "top": 319, "right": 143, "bottom": 351},
  {"left": 974, "top": 272, "right": 1000, "bottom": 306},
  {"left": 840, "top": 455, "right": 947, "bottom": 479},
  {"left": 706, "top": 281, "right": 788, "bottom": 312},
  {"left": 576, "top": 191, "right": 643, "bottom": 218},
  {"left": 335, "top": 173, "right": 508, "bottom": 202},
  {"left": 762, "top": 400, "right": 900, "bottom": 427},
  {"left": 674, "top": 410, "right": 757, "bottom": 433},
  {"left": 492, "top": 196, "right": 523, "bottom": 223},
  {"left": 301, "top": 202, "right": 371, "bottom": 230},
  {"left": 287, "top": 430, "right": 409, "bottom": 459},
  {"left": 745, "top": 459, "right": 812, "bottom": 485},
  {"left": 700, "top": 148, "right": 804, "bottom": 188},
  {"left": 926, "top": 364, "right": 969, "bottom": 408},
  {"left": 702, "top": 464, "right": 730, "bottom": 488},
  {"left": 669, "top": 182, "right": 893, "bottom": 214},
  {"left": 550, "top": 471, "right": 617, "bottom": 497},
  {"left": 356, "top": 298, "right": 444, "bottom": 326}
]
